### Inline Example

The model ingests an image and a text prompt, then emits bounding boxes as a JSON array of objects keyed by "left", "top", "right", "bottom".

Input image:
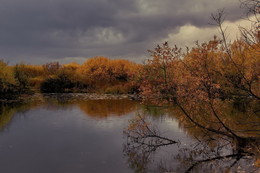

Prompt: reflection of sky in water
[
  {"left": 0, "top": 106, "right": 136, "bottom": 173},
  {"left": 2, "top": 99, "right": 253, "bottom": 173},
  {"left": 138, "top": 114, "right": 195, "bottom": 170}
]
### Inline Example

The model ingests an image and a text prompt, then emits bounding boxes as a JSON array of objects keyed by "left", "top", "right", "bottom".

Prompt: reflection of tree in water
[
  {"left": 0, "top": 97, "right": 138, "bottom": 130},
  {"left": 175, "top": 142, "right": 258, "bottom": 173},
  {"left": 0, "top": 105, "right": 16, "bottom": 130},
  {"left": 123, "top": 143, "right": 151, "bottom": 173},
  {"left": 126, "top": 0, "right": 260, "bottom": 171},
  {"left": 124, "top": 115, "right": 178, "bottom": 173},
  {"left": 0, "top": 102, "right": 42, "bottom": 130},
  {"left": 0, "top": 94, "right": 77, "bottom": 130},
  {"left": 41, "top": 94, "right": 139, "bottom": 118},
  {"left": 141, "top": 105, "right": 167, "bottom": 118},
  {"left": 77, "top": 99, "right": 138, "bottom": 118},
  {"left": 123, "top": 101, "right": 260, "bottom": 173}
]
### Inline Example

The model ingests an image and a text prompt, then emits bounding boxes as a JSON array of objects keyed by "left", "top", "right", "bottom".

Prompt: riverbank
[{"left": 0, "top": 93, "right": 142, "bottom": 104}]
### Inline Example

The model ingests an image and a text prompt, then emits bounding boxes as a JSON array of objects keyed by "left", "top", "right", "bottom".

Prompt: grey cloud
[{"left": 0, "top": 0, "right": 245, "bottom": 64}]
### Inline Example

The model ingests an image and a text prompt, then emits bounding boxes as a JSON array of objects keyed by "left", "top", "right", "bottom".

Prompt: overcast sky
[{"left": 0, "top": 0, "right": 251, "bottom": 64}]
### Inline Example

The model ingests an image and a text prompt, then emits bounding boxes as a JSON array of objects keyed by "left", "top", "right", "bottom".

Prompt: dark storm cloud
[{"left": 0, "top": 0, "right": 243, "bottom": 64}]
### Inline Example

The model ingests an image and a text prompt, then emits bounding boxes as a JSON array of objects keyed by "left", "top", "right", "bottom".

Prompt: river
[{"left": 0, "top": 94, "right": 258, "bottom": 173}]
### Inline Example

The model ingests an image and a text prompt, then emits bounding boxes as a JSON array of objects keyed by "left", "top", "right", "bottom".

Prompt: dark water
[{"left": 0, "top": 97, "right": 258, "bottom": 173}]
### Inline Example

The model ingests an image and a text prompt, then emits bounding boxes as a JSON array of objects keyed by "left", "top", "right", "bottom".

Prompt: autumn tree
[
  {"left": 139, "top": 8, "right": 259, "bottom": 153},
  {"left": 76, "top": 56, "right": 140, "bottom": 93},
  {"left": 42, "top": 62, "right": 61, "bottom": 76},
  {"left": 13, "top": 64, "right": 31, "bottom": 93},
  {"left": 129, "top": 30, "right": 259, "bottom": 171},
  {"left": 240, "top": 0, "right": 260, "bottom": 46},
  {"left": 0, "top": 60, "right": 16, "bottom": 98},
  {"left": 76, "top": 57, "right": 111, "bottom": 91},
  {"left": 40, "top": 62, "right": 80, "bottom": 93},
  {"left": 139, "top": 42, "right": 183, "bottom": 104},
  {"left": 210, "top": 9, "right": 259, "bottom": 100}
]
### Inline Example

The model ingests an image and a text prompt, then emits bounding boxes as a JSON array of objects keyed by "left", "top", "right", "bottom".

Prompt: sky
[{"left": 0, "top": 0, "right": 253, "bottom": 65}]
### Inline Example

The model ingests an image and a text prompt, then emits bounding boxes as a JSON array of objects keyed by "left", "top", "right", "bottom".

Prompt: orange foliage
[
  {"left": 42, "top": 62, "right": 61, "bottom": 75},
  {"left": 77, "top": 99, "right": 137, "bottom": 119},
  {"left": 58, "top": 62, "right": 80, "bottom": 82},
  {"left": 139, "top": 42, "right": 183, "bottom": 104},
  {"left": 76, "top": 56, "right": 140, "bottom": 93},
  {"left": 140, "top": 37, "right": 259, "bottom": 105},
  {"left": 15, "top": 64, "right": 45, "bottom": 77},
  {"left": 139, "top": 35, "right": 259, "bottom": 141}
]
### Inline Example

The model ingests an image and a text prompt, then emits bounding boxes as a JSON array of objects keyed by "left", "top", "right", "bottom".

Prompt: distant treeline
[
  {"left": 1, "top": 33, "right": 259, "bottom": 100},
  {"left": 1, "top": 29, "right": 259, "bottom": 100},
  {"left": 0, "top": 0, "right": 259, "bottom": 102},
  {"left": 0, "top": 57, "right": 141, "bottom": 98}
]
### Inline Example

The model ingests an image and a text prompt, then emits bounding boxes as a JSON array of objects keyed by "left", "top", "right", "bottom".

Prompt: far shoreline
[{"left": 0, "top": 93, "right": 142, "bottom": 104}]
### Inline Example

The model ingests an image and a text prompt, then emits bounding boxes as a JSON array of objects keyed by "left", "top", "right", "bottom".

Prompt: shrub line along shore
[{"left": 0, "top": 93, "right": 143, "bottom": 104}]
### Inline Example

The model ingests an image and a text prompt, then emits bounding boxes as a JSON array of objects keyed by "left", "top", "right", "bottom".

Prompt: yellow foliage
[
  {"left": 77, "top": 99, "right": 137, "bottom": 118},
  {"left": 0, "top": 60, "right": 16, "bottom": 91},
  {"left": 255, "top": 158, "right": 260, "bottom": 167},
  {"left": 76, "top": 56, "right": 140, "bottom": 92}
]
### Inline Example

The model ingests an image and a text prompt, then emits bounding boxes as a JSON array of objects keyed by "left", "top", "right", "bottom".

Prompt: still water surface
[
  {"left": 0, "top": 98, "right": 193, "bottom": 173},
  {"left": 0, "top": 97, "right": 258, "bottom": 173}
]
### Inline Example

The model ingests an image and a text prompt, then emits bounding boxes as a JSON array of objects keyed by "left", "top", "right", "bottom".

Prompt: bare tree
[{"left": 240, "top": 0, "right": 260, "bottom": 47}]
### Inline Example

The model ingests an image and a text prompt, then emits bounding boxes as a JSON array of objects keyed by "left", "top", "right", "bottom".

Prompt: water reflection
[
  {"left": 0, "top": 97, "right": 139, "bottom": 127},
  {"left": 77, "top": 99, "right": 138, "bottom": 119},
  {"left": 123, "top": 115, "right": 179, "bottom": 173},
  {"left": 0, "top": 102, "right": 42, "bottom": 130},
  {"left": 0, "top": 95, "right": 259, "bottom": 173},
  {"left": 0, "top": 105, "right": 16, "bottom": 130},
  {"left": 167, "top": 100, "right": 260, "bottom": 139},
  {"left": 0, "top": 97, "right": 139, "bottom": 173},
  {"left": 175, "top": 142, "right": 257, "bottom": 173},
  {"left": 123, "top": 100, "right": 260, "bottom": 172}
]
